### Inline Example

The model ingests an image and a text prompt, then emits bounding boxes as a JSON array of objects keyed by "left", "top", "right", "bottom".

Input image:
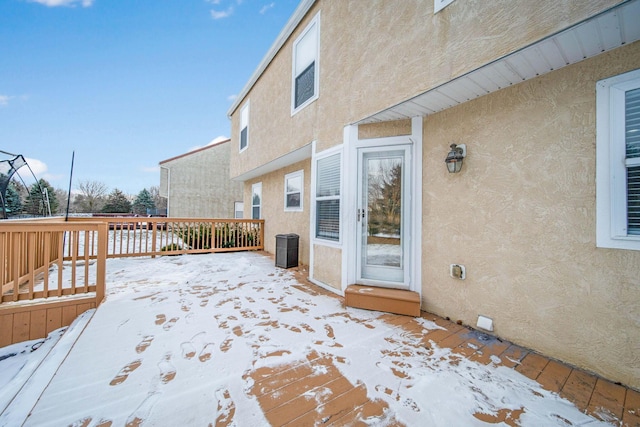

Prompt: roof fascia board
[
  {"left": 227, "top": 0, "right": 316, "bottom": 118},
  {"left": 159, "top": 139, "right": 231, "bottom": 165},
  {"left": 232, "top": 143, "right": 312, "bottom": 182}
]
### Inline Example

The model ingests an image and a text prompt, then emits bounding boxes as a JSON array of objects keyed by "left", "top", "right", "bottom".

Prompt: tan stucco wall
[
  {"left": 160, "top": 142, "right": 243, "bottom": 218},
  {"left": 230, "top": 0, "right": 621, "bottom": 178},
  {"left": 244, "top": 159, "right": 311, "bottom": 265},
  {"left": 358, "top": 119, "right": 412, "bottom": 140},
  {"left": 422, "top": 43, "right": 640, "bottom": 388},
  {"left": 226, "top": 0, "right": 639, "bottom": 389},
  {"left": 312, "top": 244, "right": 342, "bottom": 291}
]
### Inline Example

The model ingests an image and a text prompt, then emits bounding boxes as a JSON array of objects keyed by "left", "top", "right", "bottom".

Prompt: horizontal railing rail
[{"left": 65, "top": 217, "right": 265, "bottom": 259}]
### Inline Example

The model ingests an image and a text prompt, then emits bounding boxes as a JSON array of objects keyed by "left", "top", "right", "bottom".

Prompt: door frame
[{"left": 342, "top": 116, "right": 423, "bottom": 294}]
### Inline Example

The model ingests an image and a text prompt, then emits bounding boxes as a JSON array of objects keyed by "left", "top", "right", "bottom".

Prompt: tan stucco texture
[
  {"left": 160, "top": 142, "right": 243, "bottom": 218},
  {"left": 421, "top": 43, "right": 640, "bottom": 388},
  {"left": 244, "top": 159, "right": 311, "bottom": 266}
]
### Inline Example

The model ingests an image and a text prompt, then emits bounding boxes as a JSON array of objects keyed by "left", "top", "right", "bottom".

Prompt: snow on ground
[{"left": 0, "top": 252, "right": 612, "bottom": 426}]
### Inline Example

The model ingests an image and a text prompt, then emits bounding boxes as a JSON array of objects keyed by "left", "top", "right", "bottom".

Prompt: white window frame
[
  {"left": 239, "top": 101, "right": 249, "bottom": 153},
  {"left": 284, "top": 170, "right": 304, "bottom": 212},
  {"left": 596, "top": 68, "right": 640, "bottom": 251},
  {"left": 291, "top": 12, "right": 320, "bottom": 115},
  {"left": 251, "top": 182, "right": 262, "bottom": 219},
  {"left": 312, "top": 149, "right": 341, "bottom": 245}
]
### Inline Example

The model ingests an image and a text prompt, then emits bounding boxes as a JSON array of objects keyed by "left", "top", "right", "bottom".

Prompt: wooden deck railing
[
  {"left": 0, "top": 220, "right": 108, "bottom": 346},
  {"left": 65, "top": 217, "right": 264, "bottom": 259},
  {"left": 0, "top": 217, "right": 264, "bottom": 346}
]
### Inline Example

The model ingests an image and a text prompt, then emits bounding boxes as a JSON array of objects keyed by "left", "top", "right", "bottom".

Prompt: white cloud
[
  {"left": 29, "top": 0, "right": 94, "bottom": 7},
  {"left": 227, "top": 94, "right": 237, "bottom": 102},
  {"left": 207, "top": 135, "right": 229, "bottom": 146},
  {"left": 260, "top": 2, "right": 275, "bottom": 14},
  {"left": 24, "top": 157, "right": 48, "bottom": 177},
  {"left": 210, "top": 7, "right": 233, "bottom": 19},
  {"left": 142, "top": 166, "right": 160, "bottom": 173},
  {"left": 0, "top": 95, "right": 10, "bottom": 107},
  {"left": 186, "top": 136, "right": 229, "bottom": 153}
]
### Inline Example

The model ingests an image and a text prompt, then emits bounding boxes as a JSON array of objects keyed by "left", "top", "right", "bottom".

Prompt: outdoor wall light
[{"left": 445, "top": 143, "right": 466, "bottom": 173}]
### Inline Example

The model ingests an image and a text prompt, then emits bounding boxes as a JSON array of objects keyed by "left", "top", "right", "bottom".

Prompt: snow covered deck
[{"left": 0, "top": 252, "right": 637, "bottom": 426}]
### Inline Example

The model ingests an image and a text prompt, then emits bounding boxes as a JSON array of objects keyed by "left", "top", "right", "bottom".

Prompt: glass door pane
[{"left": 358, "top": 148, "right": 407, "bottom": 285}]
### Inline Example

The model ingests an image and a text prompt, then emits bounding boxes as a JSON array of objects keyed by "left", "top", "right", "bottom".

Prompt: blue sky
[{"left": 0, "top": 0, "right": 300, "bottom": 195}]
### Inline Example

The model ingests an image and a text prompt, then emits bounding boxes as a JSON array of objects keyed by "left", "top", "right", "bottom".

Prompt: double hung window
[
  {"left": 292, "top": 14, "right": 319, "bottom": 113},
  {"left": 240, "top": 102, "right": 249, "bottom": 152},
  {"left": 234, "top": 202, "right": 244, "bottom": 219},
  {"left": 596, "top": 69, "right": 640, "bottom": 250},
  {"left": 284, "top": 170, "right": 303, "bottom": 211},
  {"left": 251, "top": 182, "right": 262, "bottom": 220}
]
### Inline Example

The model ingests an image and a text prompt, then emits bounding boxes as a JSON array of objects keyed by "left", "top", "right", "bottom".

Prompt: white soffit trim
[
  {"left": 227, "top": 0, "right": 316, "bottom": 118},
  {"left": 232, "top": 143, "right": 313, "bottom": 182},
  {"left": 356, "top": 0, "right": 640, "bottom": 125}
]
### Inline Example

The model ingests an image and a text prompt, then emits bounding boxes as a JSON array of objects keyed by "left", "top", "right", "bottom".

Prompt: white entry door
[{"left": 356, "top": 146, "right": 411, "bottom": 288}]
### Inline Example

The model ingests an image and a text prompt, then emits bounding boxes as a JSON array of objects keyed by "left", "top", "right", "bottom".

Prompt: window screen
[{"left": 295, "top": 62, "right": 315, "bottom": 109}]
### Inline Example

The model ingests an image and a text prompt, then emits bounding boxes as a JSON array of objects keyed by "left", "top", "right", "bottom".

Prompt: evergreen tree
[
  {"left": 25, "top": 179, "right": 58, "bottom": 216},
  {"left": 102, "top": 189, "right": 132, "bottom": 213},
  {"left": 5, "top": 183, "right": 23, "bottom": 216},
  {"left": 132, "top": 188, "right": 156, "bottom": 215}
]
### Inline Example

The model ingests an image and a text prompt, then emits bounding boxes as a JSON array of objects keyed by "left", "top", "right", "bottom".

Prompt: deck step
[{"left": 344, "top": 285, "right": 421, "bottom": 317}]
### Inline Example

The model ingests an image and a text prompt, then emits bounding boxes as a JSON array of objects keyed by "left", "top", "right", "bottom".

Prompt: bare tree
[
  {"left": 76, "top": 180, "right": 108, "bottom": 213},
  {"left": 149, "top": 185, "right": 167, "bottom": 214}
]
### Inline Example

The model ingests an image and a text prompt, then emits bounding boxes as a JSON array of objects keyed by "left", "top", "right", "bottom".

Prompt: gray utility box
[{"left": 275, "top": 233, "right": 299, "bottom": 269}]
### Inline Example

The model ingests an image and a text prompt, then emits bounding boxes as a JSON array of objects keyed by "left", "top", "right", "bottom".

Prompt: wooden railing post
[{"left": 95, "top": 222, "right": 107, "bottom": 306}]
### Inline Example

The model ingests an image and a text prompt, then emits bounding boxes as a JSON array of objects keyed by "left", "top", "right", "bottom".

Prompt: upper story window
[
  {"left": 284, "top": 170, "right": 303, "bottom": 212},
  {"left": 292, "top": 13, "right": 320, "bottom": 114},
  {"left": 240, "top": 102, "right": 249, "bottom": 152},
  {"left": 596, "top": 68, "right": 640, "bottom": 250},
  {"left": 251, "top": 182, "right": 262, "bottom": 219},
  {"left": 315, "top": 152, "right": 340, "bottom": 241}
]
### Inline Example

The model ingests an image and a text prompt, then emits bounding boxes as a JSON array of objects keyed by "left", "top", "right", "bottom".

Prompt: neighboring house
[
  {"left": 159, "top": 138, "right": 244, "bottom": 218},
  {"left": 226, "top": 0, "right": 640, "bottom": 390}
]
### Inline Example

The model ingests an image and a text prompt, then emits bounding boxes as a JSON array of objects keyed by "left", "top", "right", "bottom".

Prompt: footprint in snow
[
  {"left": 155, "top": 314, "right": 166, "bottom": 325},
  {"left": 135, "top": 336, "right": 154, "bottom": 354},
  {"left": 181, "top": 342, "right": 196, "bottom": 360},
  {"left": 163, "top": 317, "right": 178, "bottom": 331},
  {"left": 158, "top": 353, "right": 176, "bottom": 384},
  {"left": 199, "top": 343, "right": 215, "bottom": 362},
  {"left": 125, "top": 391, "right": 162, "bottom": 427},
  {"left": 110, "top": 359, "right": 142, "bottom": 386},
  {"left": 215, "top": 388, "right": 236, "bottom": 425}
]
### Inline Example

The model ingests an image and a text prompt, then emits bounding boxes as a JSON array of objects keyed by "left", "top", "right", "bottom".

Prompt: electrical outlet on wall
[{"left": 450, "top": 264, "right": 466, "bottom": 280}]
